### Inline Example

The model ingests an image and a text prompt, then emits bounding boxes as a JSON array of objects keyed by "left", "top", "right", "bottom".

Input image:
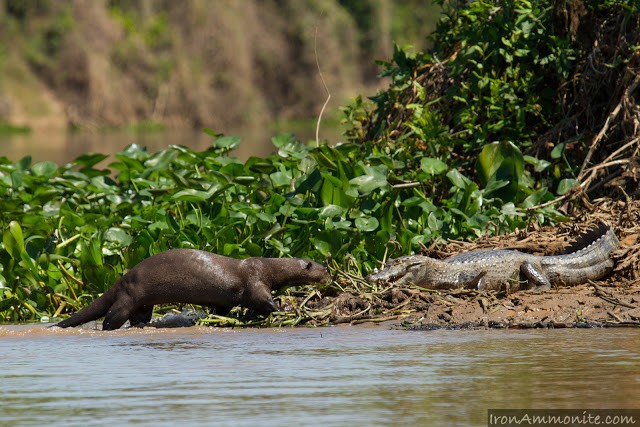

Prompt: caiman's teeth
[{"left": 390, "top": 271, "right": 406, "bottom": 282}]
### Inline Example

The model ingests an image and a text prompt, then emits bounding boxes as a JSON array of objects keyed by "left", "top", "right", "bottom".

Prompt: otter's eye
[{"left": 306, "top": 262, "right": 313, "bottom": 270}]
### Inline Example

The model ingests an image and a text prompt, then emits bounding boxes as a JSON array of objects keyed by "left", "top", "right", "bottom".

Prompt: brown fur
[{"left": 54, "top": 250, "right": 328, "bottom": 330}]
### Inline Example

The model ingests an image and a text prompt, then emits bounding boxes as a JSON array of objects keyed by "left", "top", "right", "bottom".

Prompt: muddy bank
[
  {"left": 296, "top": 198, "right": 640, "bottom": 330},
  {"left": 313, "top": 281, "right": 640, "bottom": 330}
]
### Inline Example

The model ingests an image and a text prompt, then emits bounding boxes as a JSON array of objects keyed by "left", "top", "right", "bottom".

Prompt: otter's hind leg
[
  {"left": 129, "top": 305, "right": 154, "bottom": 327},
  {"left": 102, "top": 296, "right": 135, "bottom": 330}
]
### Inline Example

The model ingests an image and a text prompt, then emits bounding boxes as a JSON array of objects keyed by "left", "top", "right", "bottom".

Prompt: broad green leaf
[
  {"left": 73, "top": 153, "right": 109, "bottom": 168},
  {"left": 214, "top": 136, "right": 241, "bottom": 151},
  {"left": 104, "top": 227, "right": 133, "bottom": 247},
  {"left": 312, "top": 230, "right": 343, "bottom": 257},
  {"left": 17, "top": 155, "right": 32, "bottom": 171},
  {"left": 556, "top": 178, "right": 577, "bottom": 195},
  {"left": 349, "top": 166, "right": 388, "bottom": 195},
  {"left": 550, "top": 142, "right": 566, "bottom": 159},
  {"left": 272, "top": 133, "right": 307, "bottom": 159},
  {"left": 31, "top": 161, "right": 59, "bottom": 177},
  {"left": 446, "top": 169, "right": 471, "bottom": 189},
  {"left": 0, "top": 296, "right": 18, "bottom": 312},
  {"left": 203, "top": 128, "right": 222, "bottom": 138},
  {"left": 355, "top": 217, "right": 379, "bottom": 232},
  {"left": 319, "top": 204, "right": 346, "bottom": 218},
  {"left": 420, "top": 157, "right": 448, "bottom": 175},
  {"left": 270, "top": 171, "right": 292, "bottom": 188},
  {"left": 476, "top": 141, "right": 524, "bottom": 202},
  {"left": 257, "top": 212, "right": 277, "bottom": 223},
  {"left": 172, "top": 189, "right": 209, "bottom": 202},
  {"left": 3, "top": 221, "right": 25, "bottom": 260}
]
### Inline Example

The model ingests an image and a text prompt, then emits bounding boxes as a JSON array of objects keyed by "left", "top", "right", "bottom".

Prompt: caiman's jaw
[
  {"left": 366, "top": 256, "right": 426, "bottom": 285},
  {"left": 366, "top": 268, "right": 408, "bottom": 284}
]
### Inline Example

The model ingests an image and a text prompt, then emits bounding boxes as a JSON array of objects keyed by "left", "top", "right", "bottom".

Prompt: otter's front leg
[
  {"left": 129, "top": 305, "right": 154, "bottom": 327},
  {"left": 245, "top": 281, "right": 280, "bottom": 314}
]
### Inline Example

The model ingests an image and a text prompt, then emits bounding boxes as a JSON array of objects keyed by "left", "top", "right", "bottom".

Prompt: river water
[
  {"left": 0, "top": 325, "right": 638, "bottom": 426},
  {"left": 0, "top": 130, "right": 272, "bottom": 165},
  {"left": 0, "top": 120, "right": 343, "bottom": 165}
]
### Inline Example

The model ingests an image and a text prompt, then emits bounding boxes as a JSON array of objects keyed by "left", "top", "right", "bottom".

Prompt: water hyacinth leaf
[
  {"left": 550, "top": 142, "right": 566, "bottom": 159},
  {"left": 245, "top": 242, "right": 262, "bottom": 257},
  {"left": 355, "top": 217, "right": 379, "bottom": 232},
  {"left": 556, "top": 178, "right": 577, "bottom": 195},
  {"left": 113, "top": 154, "right": 145, "bottom": 172},
  {"left": 270, "top": 171, "right": 292, "bottom": 188},
  {"left": 420, "top": 157, "right": 448, "bottom": 175},
  {"left": 278, "top": 204, "right": 296, "bottom": 217},
  {"left": 73, "top": 153, "right": 109, "bottom": 168},
  {"left": 145, "top": 149, "right": 178, "bottom": 169},
  {"left": 312, "top": 231, "right": 342, "bottom": 257},
  {"left": 272, "top": 133, "right": 307, "bottom": 159},
  {"left": 320, "top": 174, "right": 355, "bottom": 208},
  {"left": 149, "top": 221, "right": 170, "bottom": 232},
  {"left": 482, "top": 179, "right": 510, "bottom": 196},
  {"left": 296, "top": 169, "right": 322, "bottom": 193},
  {"left": 524, "top": 155, "right": 551, "bottom": 173},
  {"left": 10, "top": 170, "right": 23, "bottom": 189},
  {"left": 523, "top": 188, "right": 553, "bottom": 208},
  {"left": 319, "top": 204, "right": 346, "bottom": 219},
  {"left": 245, "top": 157, "right": 275, "bottom": 174},
  {"left": 446, "top": 169, "right": 471, "bottom": 189},
  {"left": 349, "top": 166, "right": 388, "bottom": 195},
  {"left": 17, "top": 155, "right": 32, "bottom": 171},
  {"left": 220, "top": 162, "right": 244, "bottom": 177},
  {"left": 312, "top": 145, "right": 339, "bottom": 169},
  {"left": 477, "top": 141, "right": 524, "bottom": 201},
  {"left": 31, "top": 161, "right": 59, "bottom": 177},
  {"left": 297, "top": 156, "right": 317, "bottom": 174},
  {"left": 203, "top": 128, "right": 222, "bottom": 138},
  {"left": 172, "top": 189, "right": 210, "bottom": 202},
  {"left": 477, "top": 141, "right": 523, "bottom": 185},
  {"left": 3, "top": 221, "right": 25, "bottom": 260},
  {"left": 257, "top": 212, "right": 277, "bottom": 223},
  {"left": 500, "top": 202, "right": 524, "bottom": 217},
  {"left": 234, "top": 176, "right": 256, "bottom": 184},
  {"left": 104, "top": 228, "right": 133, "bottom": 247},
  {"left": 213, "top": 136, "right": 241, "bottom": 151},
  {"left": 0, "top": 295, "right": 18, "bottom": 312}
]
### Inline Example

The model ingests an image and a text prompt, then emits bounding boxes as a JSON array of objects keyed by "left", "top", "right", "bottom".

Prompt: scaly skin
[{"left": 367, "top": 226, "right": 619, "bottom": 292}]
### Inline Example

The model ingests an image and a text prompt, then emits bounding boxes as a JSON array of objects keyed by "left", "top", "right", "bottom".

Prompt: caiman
[{"left": 366, "top": 224, "right": 619, "bottom": 292}]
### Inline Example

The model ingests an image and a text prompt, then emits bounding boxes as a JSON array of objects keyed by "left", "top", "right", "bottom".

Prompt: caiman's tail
[
  {"left": 543, "top": 224, "right": 619, "bottom": 286},
  {"left": 53, "top": 285, "right": 118, "bottom": 328}
]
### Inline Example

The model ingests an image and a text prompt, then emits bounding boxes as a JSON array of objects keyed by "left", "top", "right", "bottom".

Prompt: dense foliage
[
  {"left": 0, "top": 129, "right": 546, "bottom": 321},
  {"left": 344, "top": 0, "right": 638, "bottom": 205}
]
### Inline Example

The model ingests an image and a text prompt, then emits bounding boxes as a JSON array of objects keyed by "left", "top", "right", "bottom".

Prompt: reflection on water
[
  {"left": 0, "top": 130, "right": 274, "bottom": 166},
  {"left": 0, "top": 325, "right": 638, "bottom": 426},
  {"left": 0, "top": 120, "right": 344, "bottom": 166}
]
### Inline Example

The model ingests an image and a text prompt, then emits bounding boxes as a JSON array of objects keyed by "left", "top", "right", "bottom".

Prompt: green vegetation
[
  {"left": 1, "top": 0, "right": 638, "bottom": 324},
  {"left": 0, "top": 123, "right": 31, "bottom": 134},
  {"left": 345, "top": 0, "right": 638, "bottom": 212}
]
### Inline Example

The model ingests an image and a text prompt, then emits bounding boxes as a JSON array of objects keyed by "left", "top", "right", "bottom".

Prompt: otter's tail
[{"left": 54, "top": 285, "right": 117, "bottom": 328}]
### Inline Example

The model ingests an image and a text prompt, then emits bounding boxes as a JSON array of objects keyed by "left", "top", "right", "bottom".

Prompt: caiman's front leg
[
  {"left": 459, "top": 271, "right": 486, "bottom": 290},
  {"left": 520, "top": 262, "right": 551, "bottom": 290}
]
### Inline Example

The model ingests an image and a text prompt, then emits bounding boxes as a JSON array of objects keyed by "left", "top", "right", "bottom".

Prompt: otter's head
[{"left": 297, "top": 259, "right": 330, "bottom": 284}]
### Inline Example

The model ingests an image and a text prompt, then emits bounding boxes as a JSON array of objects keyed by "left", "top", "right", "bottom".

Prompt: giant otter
[{"left": 54, "top": 249, "right": 329, "bottom": 330}]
